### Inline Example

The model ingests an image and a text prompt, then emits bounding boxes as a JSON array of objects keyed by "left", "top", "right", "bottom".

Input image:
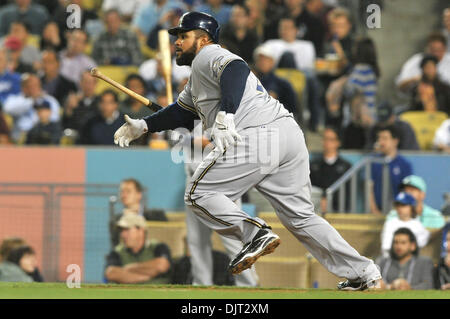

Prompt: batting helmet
[{"left": 168, "top": 11, "right": 220, "bottom": 43}]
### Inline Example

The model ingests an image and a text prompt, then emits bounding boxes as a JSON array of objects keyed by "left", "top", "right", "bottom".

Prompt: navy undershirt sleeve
[
  {"left": 143, "top": 102, "right": 199, "bottom": 132},
  {"left": 219, "top": 60, "right": 250, "bottom": 114}
]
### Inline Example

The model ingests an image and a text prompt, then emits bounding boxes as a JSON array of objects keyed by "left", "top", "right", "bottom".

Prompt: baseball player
[{"left": 114, "top": 12, "right": 381, "bottom": 290}]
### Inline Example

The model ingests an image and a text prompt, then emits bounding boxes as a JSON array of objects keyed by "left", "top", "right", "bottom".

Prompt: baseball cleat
[
  {"left": 337, "top": 264, "right": 382, "bottom": 291},
  {"left": 228, "top": 227, "right": 281, "bottom": 275}
]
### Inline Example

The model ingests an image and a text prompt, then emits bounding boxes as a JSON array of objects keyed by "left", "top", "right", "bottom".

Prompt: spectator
[
  {"left": 370, "top": 125, "right": 413, "bottom": 215},
  {"left": 78, "top": 89, "right": 124, "bottom": 145},
  {"left": 92, "top": 9, "right": 143, "bottom": 66},
  {"left": 195, "top": 0, "right": 233, "bottom": 26},
  {"left": 263, "top": 18, "right": 319, "bottom": 131},
  {"left": 59, "top": 29, "right": 97, "bottom": 85},
  {"left": 0, "top": 48, "right": 21, "bottom": 103},
  {"left": 0, "top": 103, "right": 10, "bottom": 145},
  {"left": 102, "top": 0, "right": 149, "bottom": 23},
  {"left": 132, "top": 0, "right": 183, "bottom": 39},
  {"left": 3, "top": 36, "right": 34, "bottom": 74},
  {"left": 0, "top": 237, "right": 26, "bottom": 262},
  {"left": 25, "top": 99, "right": 62, "bottom": 145},
  {"left": 444, "top": 8, "right": 450, "bottom": 53},
  {"left": 409, "top": 55, "right": 450, "bottom": 115},
  {"left": 386, "top": 175, "right": 445, "bottom": 229},
  {"left": 146, "top": 8, "right": 184, "bottom": 50},
  {"left": 0, "top": 0, "right": 49, "bottom": 36},
  {"left": 310, "top": 126, "right": 351, "bottom": 213},
  {"left": 396, "top": 32, "right": 450, "bottom": 90},
  {"left": 369, "top": 101, "right": 420, "bottom": 151},
  {"left": 3, "top": 73, "right": 60, "bottom": 142},
  {"left": 104, "top": 214, "right": 172, "bottom": 284},
  {"left": 62, "top": 70, "right": 100, "bottom": 134},
  {"left": 323, "top": 7, "right": 354, "bottom": 70},
  {"left": 433, "top": 119, "right": 450, "bottom": 153},
  {"left": 219, "top": 4, "right": 259, "bottom": 65},
  {"left": 39, "top": 50, "right": 78, "bottom": 105},
  {"left": 0, "top": 21, "right": 41, "bottom": 70},
  {"left": 40, "top": 21, "right": 65, "bottom": 53},
  {"left": 110, "top": 178, "right": 168, "bottom": 246},
  {"left": 252, "top": 45, "right": 297, "bottom": 115},
  {"left": 380, "top": 192, "right": 430, "bottom": 258},
  {"left": 434, "top": 228, "right": 450, "bottom": 289},
  {"left": 376, "top": 228, "right": 434, "bottom": 290},
  {"left": 5, "top": 245, "right": 43, "bottom": 282}
]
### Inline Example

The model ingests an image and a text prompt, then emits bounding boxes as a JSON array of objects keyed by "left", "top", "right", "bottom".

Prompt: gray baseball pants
[{"left": 184, "top": 115, "right": 376, "bottom": 281}]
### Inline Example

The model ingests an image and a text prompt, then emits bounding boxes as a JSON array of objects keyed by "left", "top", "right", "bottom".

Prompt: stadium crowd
[{"left": 0, "top": 0, "right": 449, "bottom": 289}]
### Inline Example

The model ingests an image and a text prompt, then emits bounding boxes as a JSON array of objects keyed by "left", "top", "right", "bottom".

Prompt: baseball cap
[
  {"left": 400, "top": 175, "right": 427, "bottom": 193},
  {"left": 377, "top": 101, "right": 394, "bottom": 123},
  {"left": 33, "top": 100, "right": 51, "bottom": 110},
  {"left": 116, "top": 214, "right": 147, "bottom": 229},
  {"left": 4, "top": 36, "right": 22, "bottom": 51},
  {"left": 253, "top": 45, "right": 276, "bottom": 61},
  {"left": 394, "top": 192, "right": 416, "bottom": 206}
]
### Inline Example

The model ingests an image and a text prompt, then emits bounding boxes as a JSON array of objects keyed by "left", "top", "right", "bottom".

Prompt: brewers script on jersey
[{"left": 113, "top": 11, "right": 382, "bottom": 290}]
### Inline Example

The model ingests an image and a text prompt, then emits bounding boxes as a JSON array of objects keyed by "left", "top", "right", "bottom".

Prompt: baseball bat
[
  {"left": 90, "top": 68, "right": 163, "bottom": 112},
  {"left": 158, "top": 29, "right": 173, "bottom": 104}
]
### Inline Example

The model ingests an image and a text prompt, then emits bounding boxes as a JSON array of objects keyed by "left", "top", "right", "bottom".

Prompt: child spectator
[
  {"left": 25, "top": 99, "right": 62, "bottom": 145},
  {"left": 380, "top": 192, "right": 430, "bottom": 258}
]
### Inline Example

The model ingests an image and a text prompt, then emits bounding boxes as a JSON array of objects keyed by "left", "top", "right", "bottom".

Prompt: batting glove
[
  {"left": 211, "top": 111, "right": 242, "bottom": 153},
  {"left": 114, "top": 114, "right": 148, "bottom": 147}
]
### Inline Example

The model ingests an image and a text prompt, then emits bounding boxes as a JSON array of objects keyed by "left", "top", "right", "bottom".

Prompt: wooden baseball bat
[
  {"left": 90, "top": 68, "right": 163, "bottom": 112},
  {"left": 158, "top": 29, "right": 173, "bottom": 104}
]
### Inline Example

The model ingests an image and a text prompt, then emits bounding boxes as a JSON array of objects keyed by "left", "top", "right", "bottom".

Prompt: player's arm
[
  {"left": 210, "top": 60, "right": 249, "bottom": 152},
  {"left": 114, "top": 101, "right": 199, "bottom": 147}
]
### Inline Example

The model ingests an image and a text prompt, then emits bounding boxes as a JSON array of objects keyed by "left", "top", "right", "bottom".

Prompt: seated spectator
[
  {"left": 219, "top": 3, "right": 259, "bottom": 65},
  {"left": 60, "top": 29, "right": 97, "bottom": 86},
  {"left": 310, "top": 126, "right": 351, "bottom": 213},
  {"left": 263, "top": 18, "right": 319, "bottom": 131},
  {"left": 104, "top": 214, "right": 172, "bottom": 284},
  {"left": 110, "top": 178, "right": 168, "bottom": 246},
  {"left": 0, "top": 0, "right": 49, "bottom": 36},
  {"left": 386, "top": 175, "right": 445, "bottom": 229},
  {"left": 433, "top": 118, "right": 450, "bottom": 153},
  {"left": 102, "top": 0, "right": 147, "bottom": 23},
  {"left": 194, "top": 0, "right": 233, "bottom": 26},
  {"left": 376, "top": 228, "right": 434, "bottom": 290},
  {"left": 0, "top": 48, "right": 21, "bottom": 103},
  {"left": 92, "top": 9, "right": 143, "bottom": 66},
  {"left": 171, "top": 236, "right": 235, "bottom": 286},
  {"left": 132, "top": 0, "right": 183, "bottom": 39},
  {"left": 443, "top": 8, "right": 450, "bottom": 53},
  {"left": 0, "top": 104, "right": 11, "bottom": 144},
  {"left": 434, "top": 228, "right": 450, "bottom": 290},
  {"left": 78, "top": 89, "right": 124, "bottom": 145},
  {"left": 3, "top": 73, "right": 60, "bottom": 142},
  {"left": 381, "top": 192, "right": 430, "bottom": 258},
  {"left": 40, "top": 21, "right": 65, "bottom": 53},
  {"left": 146, "top": 8, "right": 184, "bottom": 50},
  {"left": 4, "top": 245, "right": 43, "bottom": 282},
  {"left": 0, "top": 21, "right": 41, "bottom": 71},
  {"left": 39, "top": 49, "right": 78, "bottom": 105},
  {"left": 369, "top": 125, "right": 413, "bottom": 215},
  {"left": 120, "top": 74, "right": 154, "bottom": 119},
  {"left": 368, "top": 101, "right": 420, "bottom": 151},
  {"left": 396, "top": 32, "right": 450, "bottom": 90},
  {"left": 409, "top": 55, "right": 450, "bottom": 115},
  {"left": 62, "top": 70, "right": 100, "bottom": 134},
  {"left": 252, "top": 45, "right": 297, "bottom": 115},
  {"left": 3, "top": 36, "right": 34, "bottom": 74},
  {"left": 25, "top": 100, "right": 62, "bottom": 145}
]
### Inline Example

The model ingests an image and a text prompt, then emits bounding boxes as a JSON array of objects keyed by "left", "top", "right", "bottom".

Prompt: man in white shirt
[{"left": 396, "top": 32, "right": 450, "bottom": 90}]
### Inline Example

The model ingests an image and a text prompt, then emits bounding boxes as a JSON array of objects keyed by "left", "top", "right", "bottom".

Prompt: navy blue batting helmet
[{"left": 168, "top": 11, "right": 220, "bottom": 43}]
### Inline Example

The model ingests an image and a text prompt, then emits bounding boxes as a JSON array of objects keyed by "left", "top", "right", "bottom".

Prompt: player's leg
[{"left": 255, "top": 116, "right": 381, "bottom": 287}]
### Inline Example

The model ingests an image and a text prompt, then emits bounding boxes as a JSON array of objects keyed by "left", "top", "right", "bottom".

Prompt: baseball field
[{"left": 0, "top": 282, "right": 448, "bottom": 299}]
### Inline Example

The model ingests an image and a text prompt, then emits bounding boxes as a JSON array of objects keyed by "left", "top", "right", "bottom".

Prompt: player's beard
[{"left": 175, "top": 41, "right": 197, "bottom": 66}]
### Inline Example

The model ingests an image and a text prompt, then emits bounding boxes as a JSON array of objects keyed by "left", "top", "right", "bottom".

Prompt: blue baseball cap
[{"left": 394, "top": 192, "right": 416, "bottom": 206}]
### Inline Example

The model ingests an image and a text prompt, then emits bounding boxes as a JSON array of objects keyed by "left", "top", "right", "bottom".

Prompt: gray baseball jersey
[{"left": 177, "top": 44, "right": 291, "bottom": 130}]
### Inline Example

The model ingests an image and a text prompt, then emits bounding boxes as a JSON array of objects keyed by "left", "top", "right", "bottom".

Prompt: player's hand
[
  {"left": 114, "top": 114, "right": 148, "bottom": 147},
  {"left": 211, "top": 111, "right": 242, "bottom": 153}
]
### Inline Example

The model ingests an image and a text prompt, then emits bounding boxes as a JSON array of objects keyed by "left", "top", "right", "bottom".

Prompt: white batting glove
[
  {"left": 211, "top": 111, "right": 242, "bottom": 153},
  {"left": 114, "top": 114, "right": 148, "bottom": 147}
]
